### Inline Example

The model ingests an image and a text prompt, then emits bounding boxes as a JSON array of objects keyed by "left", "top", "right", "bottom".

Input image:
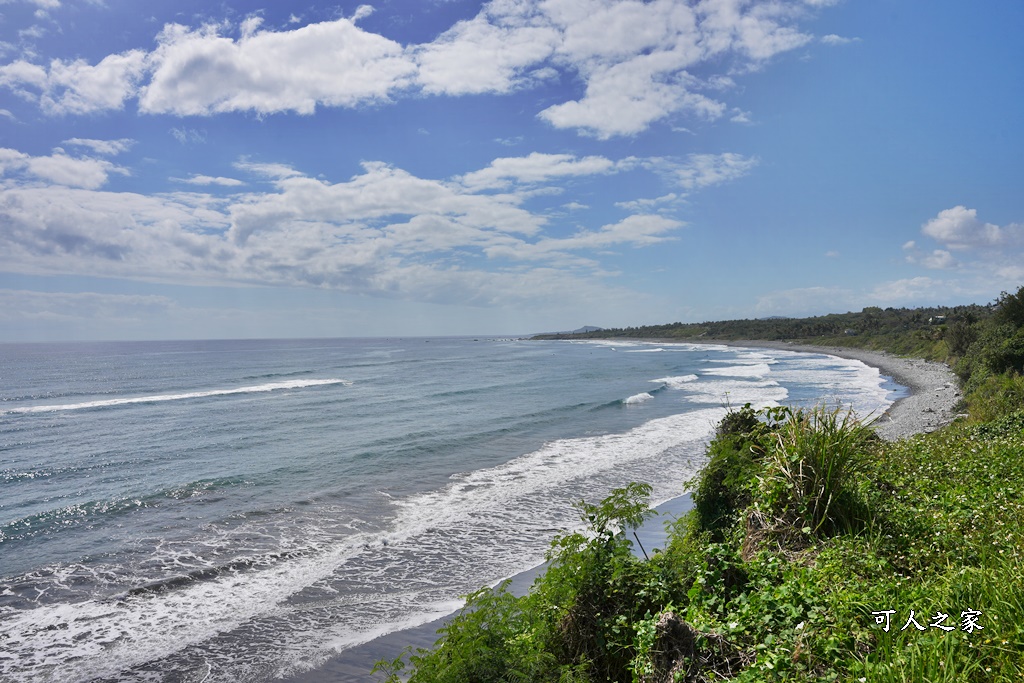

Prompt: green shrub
[
  {"left": 965, "top": 372, "right": 1024, "bottom": 422},
  {"left": 691, "top": 404, "right": 778, "bottom": 541},
  {"left": 748, "top": 406, "right": 873, "bottom": 544}
]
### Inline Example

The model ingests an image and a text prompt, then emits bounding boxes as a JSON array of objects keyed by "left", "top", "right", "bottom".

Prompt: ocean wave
[
  {"left": 0, "top": 409, "right": 723, "bottom": 682},
  {"left": 701, "top": 362, "right": 772, "bottom": 378},
  {"left": 680, "top": 379, "right": 789, "bottom": 406},
  {"left": 1, "top": 477, "right": 251, "bottom": 546},
  {"left": 650, "top": 374, "right": 698, "bottom": 389},
  {"left": 623, "top": 392, "right": 653, "bottom": 404},
  {"left": 1, "top": 379, "right": 352, "bottom": 415}
]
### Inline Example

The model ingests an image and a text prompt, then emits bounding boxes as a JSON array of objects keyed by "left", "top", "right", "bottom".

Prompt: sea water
[{"left": 0, "top": 337, "right": 899, "bottom": 682}]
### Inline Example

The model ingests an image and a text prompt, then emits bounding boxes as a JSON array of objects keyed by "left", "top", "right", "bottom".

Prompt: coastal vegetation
[{"left": 375, "top": 288, "right": 1024, "bottom": 682}]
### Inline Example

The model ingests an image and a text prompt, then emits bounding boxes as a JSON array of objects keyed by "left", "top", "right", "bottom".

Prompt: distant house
[
  {"left": 843, "top": 329, "right": 858, "bottom": 336},
  {"left": 929, "top": 316, "right": 947, "bottom": 325}
]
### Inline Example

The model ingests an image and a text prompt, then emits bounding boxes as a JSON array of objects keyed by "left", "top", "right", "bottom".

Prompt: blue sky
[{"left": 0, "top": 0, "right": 1021, "bottom": 341}]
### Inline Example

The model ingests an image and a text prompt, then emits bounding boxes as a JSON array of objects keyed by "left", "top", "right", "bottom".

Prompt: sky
[{"left": 0, "top": 0, "right": 1022, "bottom": 341}]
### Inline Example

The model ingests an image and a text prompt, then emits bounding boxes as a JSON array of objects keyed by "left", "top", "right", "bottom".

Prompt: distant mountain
[{"left": 572, "top": 325, "right": 603, "bottom": 333}]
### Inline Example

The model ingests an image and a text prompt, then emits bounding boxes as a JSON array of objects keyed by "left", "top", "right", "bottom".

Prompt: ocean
[{"left": 0, "top": 337, "right": 901, "bottom": 682}]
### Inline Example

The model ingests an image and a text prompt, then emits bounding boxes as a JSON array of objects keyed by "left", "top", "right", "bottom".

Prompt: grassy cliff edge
[{"left": 374, "top": 291, "right": 1024, "bottom": 682}]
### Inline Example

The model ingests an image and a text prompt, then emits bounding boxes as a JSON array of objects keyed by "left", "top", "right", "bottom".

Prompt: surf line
[{"left": 3, "top": 379, "right": 352, "bottom": 415}]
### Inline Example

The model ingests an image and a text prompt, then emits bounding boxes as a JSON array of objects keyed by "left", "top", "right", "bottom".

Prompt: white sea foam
[
  {"left": 624, "top": 392, "right": 653, "bottom": 404},
  {"left": 624, "top": 348, "right": 664, "bottom": 353},
  {"left": 650, "top": 374, "right": 698, "bottom": 389},
  {"left": 1, "top": 379, "right": 352, "bottom": 415},
  {"left": 766, "top": 352, "right": 891, "bottom": 416},
  {"left": 701, "top": 362, "right": 772, "bottom": 378},
  {"left": 681, "top": 379, "right": 789, "bottom": 406},
  {"left": 0, "top": 408, "right": 725, "bottom": 682}
]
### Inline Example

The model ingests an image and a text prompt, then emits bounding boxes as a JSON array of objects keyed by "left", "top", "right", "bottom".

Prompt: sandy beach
[{"left": 285, "top": 341, "right": 963, "bottom": 682}]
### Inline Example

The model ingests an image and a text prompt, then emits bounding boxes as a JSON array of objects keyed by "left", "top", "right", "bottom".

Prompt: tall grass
[{"left": 748, "top": 406, "right": 873, "bottom": 548}]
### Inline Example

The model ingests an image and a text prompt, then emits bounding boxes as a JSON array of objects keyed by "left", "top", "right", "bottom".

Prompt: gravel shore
[{"left": 718, "top": 340, "right": 964, "bottom": 440}]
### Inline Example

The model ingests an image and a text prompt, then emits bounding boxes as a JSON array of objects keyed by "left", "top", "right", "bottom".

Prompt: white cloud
[
  {"left": 62, "top": 138, "right": 135, "bottom": 156},
  {"left": 824, "top": 250, "right": 839, "bottom": 258},
  {"left": 730, "top": 109, "right": 753, "bottom": 124},
  {"left": 0, "top": 51, "right": 147, "bottom": 114},
  {"left": 170, "top": 127, "right": 206, "bottom": 144},
  {"left": 459, "top": 152, "right": 615, "bottom": 190},
  {"left": 921, "top": 205, "right": 1022, "bottom": 250},
  {"left": 660, "top": 153, "right": 759, "bottom": 190},
  {"left": 539, "top": 57, "right": 727, "bottom": 138},
  {"left": 918, "top": 249, "right": 956, "bottom": 270},
  {"left": 173, "top": 174, "right": 246, "bottom": 187},
  {"left": 551, "top": 213, "right": 683, "bottom": 249},
  {"left": 484, "top": 213, "right": 683, "bottom": 262},
  {"left": 820, "top": 34, "right": 860, "bottom": 46},
  {"left": 0, "top": 142, "right": 712, "bottom": 310},
  {"left": 139, "top": 18, "right": 416, "bottom": 115},
  {"left": 615, "top": 193, "right": 680, "bottom": 211},
  {"left": 233, "top": 160, "right": 302, "bottom": 179},
  {"left": 0, "top": 147, "right": 128, "bottom": 189},
  {"left": 0, "top": 0, "right": 834, "bottom": 138},
  {"left": 414, "top": 9, "right": 560, "bottom": 95}
]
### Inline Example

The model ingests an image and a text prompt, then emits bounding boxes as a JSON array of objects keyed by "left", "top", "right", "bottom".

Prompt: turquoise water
[{"left": 0, "top": 337, "right": 898, "bottom": 681}]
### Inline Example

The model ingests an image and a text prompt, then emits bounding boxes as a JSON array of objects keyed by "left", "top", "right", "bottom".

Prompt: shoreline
[
  {"left": 283, "top": 495, "right": 695, "bottom": 682},
  {"left": 282, "top": 340, "right": 962, "bottom": 681},
  {"left": 696, "top": 339, "right": 963, "bottom": 440}
]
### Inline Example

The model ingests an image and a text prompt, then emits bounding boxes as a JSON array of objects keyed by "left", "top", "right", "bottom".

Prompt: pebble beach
[{"left": 722, "top": 341, "right": 963, "bottom": 440}]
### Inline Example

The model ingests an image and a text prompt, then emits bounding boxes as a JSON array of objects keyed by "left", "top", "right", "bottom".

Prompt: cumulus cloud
[
  {"left": 0, "top": 51, "right": 147, "bottom": 114},
  {"left": 459, "top": 152, "right": 616, "bottom": 190},
  {"left": 921, "top": 205, "right": 1022, "bottom": 250},
  {"left": 0, "top": 147, "right": 128, "bottom": 189},
  {"left": 908, "top": 206, "right": 1023, "bottom": 284},
  {"left": 0, "top": 0, "right": 831, "bottom": 137},
  {"left": 414, "top": 7, "right": 560, "bottom": 95},
  {"left": 138, "top": 18, "right": 416, "bottom": 115},
  {"left": 533, "top": 0, "right": 813, "bottom": 137},
  {"left": 0, "top": 144, "right": 705, "bottom": 308}
]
